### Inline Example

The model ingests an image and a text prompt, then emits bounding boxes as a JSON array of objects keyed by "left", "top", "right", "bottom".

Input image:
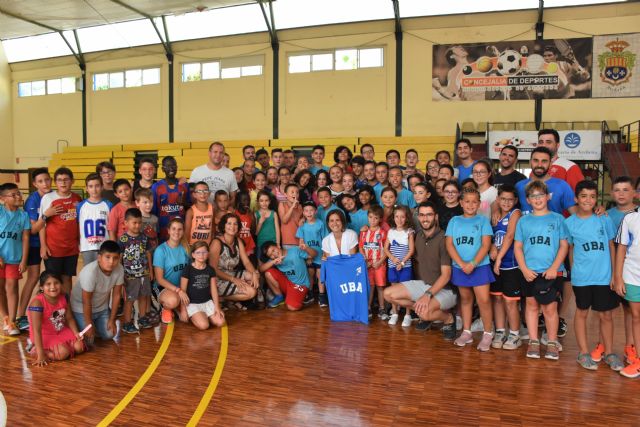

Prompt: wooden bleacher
[{"left": 48, "top": 136, "right": 454, "bottom": 190}]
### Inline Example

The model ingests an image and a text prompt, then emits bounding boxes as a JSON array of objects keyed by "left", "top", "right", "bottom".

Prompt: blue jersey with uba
[
  {"left": 153, "top": 242, "right": 190, "bottom": 288},
  {"left": 565, "top": 214, "right": 616, "bottom": 286},
  {"left": 515, "top": 212, "right": 568, "bottom": 273},
  {"left": 118, "top": 233, "right": 149, "bottom": 278},
  {"left": 296, "top": 220, "right": 326, "bottom": 265},
  {"left": 277, "top": 247, "right": 310, "bottom": 287},
  {"left": 321, "top": 253, "right": 370, "bottom": 325},
  {"left": 0, "top": 206, "right": 31, "bottom": 264},
  {"left": 515, "top": 178, "right": 575, "bottom": 215},
  {"left": 445, "top": 215, "right": 493, "bottom": 268},
  {"left": 492, "top": 209, "right": 519, "bottom": 269}
]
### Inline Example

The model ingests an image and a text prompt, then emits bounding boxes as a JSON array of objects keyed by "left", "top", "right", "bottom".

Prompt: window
[
  {"left": 181, "top": 55, "right": 264, "bottom": 82},
  {"left": 17, "top": 77, "right": 77, "bottom": 97},
  {"left": 92, "top": 67, "right": 161, "bottom": 91},
  {"left": 288, "top": 47, "right": 384, "bottom": 73}
]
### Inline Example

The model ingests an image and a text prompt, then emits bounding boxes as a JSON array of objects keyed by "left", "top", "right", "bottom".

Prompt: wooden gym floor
[{"left": 1, "top": 303, "right": 640, "bottom": 426}]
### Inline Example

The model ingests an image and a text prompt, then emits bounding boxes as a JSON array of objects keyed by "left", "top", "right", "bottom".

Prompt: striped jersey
[
  {"left": 386, "top": 228, "right": 412, "bottom": 268},
  {"left": 492, "top": 209, "right": 519, "bottom": 270},
  {"left": 359, "top": 227, "right": 387, "bottom": 264}
]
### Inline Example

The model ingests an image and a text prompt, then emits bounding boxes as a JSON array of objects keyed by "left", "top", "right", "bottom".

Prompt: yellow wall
[
  {"left": 0, "top": 41, "right": 13, "bottom": 169},
  {"left": 5, "top": 2, "right": 640, "bottom": 169}
]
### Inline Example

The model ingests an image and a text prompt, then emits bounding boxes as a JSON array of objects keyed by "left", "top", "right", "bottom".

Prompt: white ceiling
[{"left": 0, "top": 0, "right": 254, "bottom": 39}]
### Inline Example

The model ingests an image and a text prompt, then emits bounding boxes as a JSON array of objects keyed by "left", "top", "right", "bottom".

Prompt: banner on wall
[
  {"left": 592, "top": 33, "right": 640, "bottom": 98},
  {"left": 488, "top": 130, "right": 602, "bottom": 161},
  {"left": 432, "top": 38, "right": 593, "bottom": 101}
]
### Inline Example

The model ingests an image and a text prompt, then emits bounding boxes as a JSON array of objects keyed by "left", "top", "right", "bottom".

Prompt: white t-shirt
[
  {"left": 189, "top": 164, "right": 239, "bottom": 202},
  {"left": 70, "top": 260, "right": 125, "bottom": 314},
  {"left": 479, "top": 186, "right": 497, "bottom": 219},
  {"left": 77, "top": 199, "right": 113, "bottom": 252},
  {"left": 617, "top": 211, "right": 640, "bottom": 286},
  {"left": 322, "top": 229, "right": 359, "bottom": 256}
]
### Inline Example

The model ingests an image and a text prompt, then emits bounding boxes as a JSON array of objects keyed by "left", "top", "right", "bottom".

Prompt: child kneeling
[
  {"left": 28, "top": 271, "right": 86, "bottom": 366},
  {"left": 181, "top": 241, "right": 225, "bottom": 330}
]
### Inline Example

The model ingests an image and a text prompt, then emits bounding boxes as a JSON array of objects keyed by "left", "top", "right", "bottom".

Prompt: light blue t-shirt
[
  {"left": 445, "top": 214, "right": 493, "bottom": 268},
  {"left": 607, "top": 206, "right": 637, "bottom": 231},
  {"left": 456, "top": 162, "right": 475, "bottom": 182},
  {"left": 152, "top": 242, "right": 190, "bottom": 288},
  {"left": 309, "top": 165, "right": 330, "bottom": 175},
  {"left": 278, "top": 246, "right": 310, "bottom": 287},
  {"left": 0, "top": 206, "right": 31, "bottom": 264},
  {"left": 515, "top": 178, "right": 575, "bottom": 215},
  {"left": 296, "top": 220, "right": 326, "bottom": 265},
  {"left": 348, "top": 209, "right": 369, "bottom": 234},
  {"left": 396, "top": 188, "right": 417, "bottom": 209},
  {"left": 515, "top": 212, "right": 568, "bottom": 273},
  {"left": 373, "top": 182, "right": 384, "bottom": 204},
  {"left": 565, "top": 214, "right": 615, "bottom": 286}
]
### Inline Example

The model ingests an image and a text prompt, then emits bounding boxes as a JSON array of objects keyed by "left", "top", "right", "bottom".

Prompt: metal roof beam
[
  {"left": 392, "top": 0, "right": 401, "bottom": 34},
  {"left": 257, "top": 0, "right": 277, "bottom": 44},
  {"left": 109, "top": 0, "right": 172, "bottom": 57}
]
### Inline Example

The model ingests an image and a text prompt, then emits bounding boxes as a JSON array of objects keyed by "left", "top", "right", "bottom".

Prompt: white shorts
[
  {"left": 186, "top": 300, "right": 216, "bottom": 318},
  {"left": 402, "top": 280, "right": 457, "bottom": 311}
]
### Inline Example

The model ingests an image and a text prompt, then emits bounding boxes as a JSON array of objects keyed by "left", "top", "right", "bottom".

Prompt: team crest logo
[
  {"left": 356, "top": 266, "right": 361, "bottom": 276},
  {"left": 547, "top": 223, "right": 555, "bottom": 232},
  {"left": 598, "top": 38, "right": 636, "bottom": 86}
]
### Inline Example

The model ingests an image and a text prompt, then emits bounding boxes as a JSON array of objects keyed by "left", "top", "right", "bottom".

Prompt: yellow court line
[
  {"left": 186, "top": 325, "right": 229, "bottom": 427},
  {"left": 0, "top": 336, "right": 18, "bottom": 346},
  {"left": 97, "top": 323, "right": 175, "bottom": 427}
]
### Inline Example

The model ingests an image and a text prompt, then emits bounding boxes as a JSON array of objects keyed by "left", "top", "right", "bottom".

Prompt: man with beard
[
  {"left": 383, "top": 202, "right": 457, "bottom": 339},
  {"left": 536, "top": 129, "right": 584, "bottom": 192},
  {"left": 516, "top": 147, "right": 576, "bottom": 216},
  {"left": 494, "top": 145, "right": 526, "bottom": 190}
]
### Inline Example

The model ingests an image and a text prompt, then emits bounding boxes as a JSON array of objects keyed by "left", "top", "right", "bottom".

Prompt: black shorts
[
  {"left": 524, "top": 275, "right": 563, "bottom": 305},
  {"left": 573, "top": 285, "right": 620, "bottom": 312},
  {"left": 490, "top": 268, "right": 524, "bottom": 300},
  {"left": 27, "top": 246, "right": 42, "bottom": 266},
  {"left": 44, "top": 255, "right": 79, "bottom": 277}
]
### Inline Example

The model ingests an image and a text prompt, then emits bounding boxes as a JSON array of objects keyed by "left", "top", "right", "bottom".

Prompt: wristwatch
[
  {"left": 424, "top": 290, "right": 433, "bottom": 297},
  {"left": 41, "top": 214, "right": 47, "bottom": 221}
]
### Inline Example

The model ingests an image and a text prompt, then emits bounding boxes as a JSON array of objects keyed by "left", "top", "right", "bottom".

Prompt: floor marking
[
  {"left": 0, "top": 390, "right": 7, "bottom": 427},
  {"left": 0, "top": 336, "right": 18, "bottom": 346},
  {"left": 96, "top": 322, "right": 175, "bottom": 427},
  {"left": 186, "top": 325, "right": 229, "bottom": 427}
]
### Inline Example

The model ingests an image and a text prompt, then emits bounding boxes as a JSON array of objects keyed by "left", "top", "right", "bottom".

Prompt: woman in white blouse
[{"left": 322, "top": 210, "right": 359, "bottom": 257}]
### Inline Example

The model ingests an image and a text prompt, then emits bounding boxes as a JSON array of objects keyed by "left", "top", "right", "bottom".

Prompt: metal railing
[{"left": 621, "top": 120, "right": 640, "bottom": 153}]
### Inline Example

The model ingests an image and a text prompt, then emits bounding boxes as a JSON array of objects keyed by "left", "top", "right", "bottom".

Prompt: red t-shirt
[
  {"left": 549, "top": 158, "right": 584, "bottom": 192},
  {"left": 235, "top": 210, "right": 256, "bottom": 255},
  {"left": 107, "top": 202, "right": 131, "bottom": 239},
  {"left": 39, "top": 192, "right": 82, "bottom": 257}
]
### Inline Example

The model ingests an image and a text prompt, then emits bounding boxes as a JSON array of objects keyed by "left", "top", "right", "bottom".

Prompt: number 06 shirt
[{"left": 77, "top": 199, "right": 113, "bottom": 252}]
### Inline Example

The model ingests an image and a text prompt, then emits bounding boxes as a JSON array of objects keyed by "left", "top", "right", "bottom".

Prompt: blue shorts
[
  {"left": 387, "top": 266, "right": 412, "bottom": 283},
  {"left": 625, "top": 284, "right": 640, "bottom": 303},
  {"left": 452, "top": 264, "right": 495, "bottom": 288}
]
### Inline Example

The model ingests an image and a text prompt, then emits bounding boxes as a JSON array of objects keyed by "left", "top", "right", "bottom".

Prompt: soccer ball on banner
[{"left": 496, "top": 50, "right": 522, "bottom": 76}]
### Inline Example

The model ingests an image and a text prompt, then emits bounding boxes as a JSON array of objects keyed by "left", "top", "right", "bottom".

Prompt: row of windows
[
  {"left": 93, "top": 67, "right": 161, "bottom": 91},
  {"left": 17, "top": 48, "right": 383, "bottom": 96},
  {"left": 288, "top": 47, "right": 384, "bottom": 73},
  {"left": 18, "top": 77, "right": 76, "bottom": 97}
]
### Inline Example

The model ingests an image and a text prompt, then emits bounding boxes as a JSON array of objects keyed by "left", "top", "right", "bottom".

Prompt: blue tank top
[{"left": 493, "top": 209, "right": 519, "bottom": 269}]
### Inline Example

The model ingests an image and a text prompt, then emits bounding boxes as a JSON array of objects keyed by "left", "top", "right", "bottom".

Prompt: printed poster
[
  {"left": 488, "top": 130, "right": 602, "bottom": 161},
  {"left": 592, "top": 33, "right": 640, "bottom": 98}
]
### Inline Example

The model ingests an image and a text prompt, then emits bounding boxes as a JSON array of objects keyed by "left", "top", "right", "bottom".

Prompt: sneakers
[
  {"left": 470, "top": 318, "right": 484, "bottom": 333},
  {"left": 3, "top": 317, "right": 19, "bottom": 336},
  {"left": 138, "top": 316, "right": 153, "bottom": 329},
  {"left": 540, "top": 332, "right": 563, "bottom": 351},
  {"left": 16, "top": 315, "right": 29, "bottom": 331},
  {"left": 577, "top": 353, "right": 598, "bottom": 370},
  {"left": 624, "top": 344, "right": 639, "bottom": 365},
  {"left": 401, "top": 314, "right": 413, "bottom": 327},
  {"left": 442, "top": 321, "right": 456, "bottom": 341},
  {"left": 620, "top": 360, "right": 640, "bottom": 378},
  {"left": 527, "top": 339, "right": 541, "bottom": 359},
  {"left": 161, "top": 308, "right": 174, "bottom": 324},
  {"left": 557, "top": 317, "right": 568, "bottom": 338},
  {"left": 604, "top": 354, "right": 624, "bottom": 372},
  {"left": 318, "top": 293, "right": 328, "bottom": 308},
  {"left": 491, "top": 330, "right": 507, "bottom": 349},
  {"left": 303, "top": 292, "right": 314, "bottom": 306},
  {"left": 454, "top": 330, "right": 473, "bottom": 347},
  {"left": 388, "top": 313, "right": 399, "bottom": 326},
  {"left": 477, "top": 332, "right": 493, "bottom": 352},
  {"left": 502, "top": 333, "right": 522, "bottom": 350},
  {"left": 268, "top": 294, "right": 285, "bottom": 308},
  {"left": 147, "top": 310, "right": 160, "bottom": 325},
  {"left": 519, "top": 326, "right": 529, "bottom": 340},
  {"left": 415, "top": 320, "right": 432, "bottom": 331},
  {"left": 122, "top": 322, "right": 139, "bottom": 334},
  {"left": 378, "top": 307, "right": 389, "bottom": 321},
  {"left": 590, "top": 342, "right": 605, "bottom": 363},
  {"left": 545, "top": 341, "right": 560, "bottom": 360}
]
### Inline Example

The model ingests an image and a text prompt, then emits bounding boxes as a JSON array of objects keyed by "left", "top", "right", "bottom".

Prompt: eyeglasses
[
  {"left": 472, "top": 171, "right": 488, "bottom": 176},
  {"left": 3, "top": 192, "right": 22, "bottom": 198},
  {"left": 528, "top": 193, "right": 547, "bottom": 200},
  {"left": 427, "top": 166, "right": 439, "bottom": 171},
  {"left": 193, "top": 189, "right": 210, "bottom": 194},
  {"left": 193, "top": 250, "right": 209, "bottom": 255},
  {"left": 499, "top": 197, "right": 516, "bottom": 203},
  {"left": 100, "top": 170, "right": 115, "bottom": 176},
  {"left": 444, "top": 190, "right": 459, "bottom": 195}
]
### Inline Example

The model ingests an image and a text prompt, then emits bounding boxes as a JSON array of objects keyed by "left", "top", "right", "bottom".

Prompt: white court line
[{"left": 0, "top": 390, "right": 7, "bottom": 427}]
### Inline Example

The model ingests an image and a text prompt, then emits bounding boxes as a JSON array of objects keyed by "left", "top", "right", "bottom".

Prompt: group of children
[{"left": 1, "top": 147, "right": 640, "bottom": 380}]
